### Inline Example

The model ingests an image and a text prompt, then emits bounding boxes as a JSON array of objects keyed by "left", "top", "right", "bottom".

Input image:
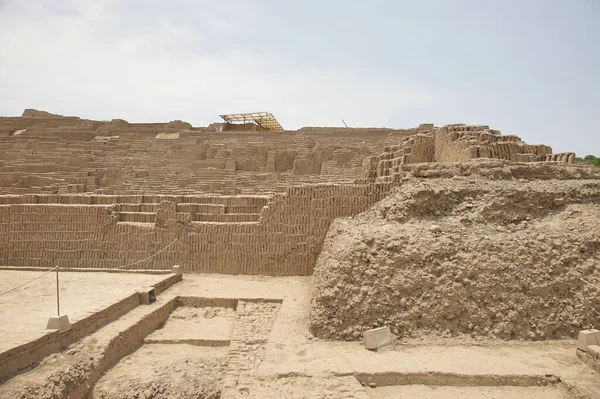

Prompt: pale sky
[{"left": 0, "top": 0, "right": 598, "bottom": 156}]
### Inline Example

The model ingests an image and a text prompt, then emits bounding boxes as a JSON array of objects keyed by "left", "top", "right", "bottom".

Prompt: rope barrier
[
  {"left": 588, "top": 275, "right": 600, "bottom": 284},
  {"left": 581, "top": 277, "right": 600, "bottom": 291},
  {"left": 0, "top": 266, "right": 59, "bottom": 297},
  {"left": 116, "top": 238, "right": 179, "bottom": 270},
  {"left": 0, "top": 238, "right": 178, "bottom": 296}
]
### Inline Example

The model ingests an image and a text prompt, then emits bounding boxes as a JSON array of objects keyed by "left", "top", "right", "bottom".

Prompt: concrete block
[
  {"left": 172, "top": 264, "right": 182, "bottom": 274},
  {"left": 139, "top": 287, "right": 156, "bottom": 305},
  {"left": 46, "top": 315, "right": 71, "bottom": 334},
  {"left": 363, "top": 326, "right": 392, "bottom": 350},
  {"left": 585, "top": 345, "right": 600, "bottom": 359},
  {"left": 577, "top": 329, "right": 600, "bottom": 350}
]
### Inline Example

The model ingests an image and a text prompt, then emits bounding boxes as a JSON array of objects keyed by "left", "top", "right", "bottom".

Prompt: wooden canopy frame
[{"left": 220, "top": 112, "right": 284, "bottom": 131}]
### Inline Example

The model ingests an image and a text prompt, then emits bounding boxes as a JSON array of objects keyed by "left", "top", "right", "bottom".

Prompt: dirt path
[{"left": 1, "top": 273, "right": 599, "bottom": 398}]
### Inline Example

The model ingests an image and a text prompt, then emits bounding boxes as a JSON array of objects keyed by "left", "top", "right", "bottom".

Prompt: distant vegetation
[{"left": 575, "top": 155, "right": 600, "bottom": 167}]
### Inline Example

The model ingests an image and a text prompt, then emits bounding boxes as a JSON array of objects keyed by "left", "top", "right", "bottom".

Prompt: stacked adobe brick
[{"left": 364, "top": 124, "right": 576, "bottom": 181}]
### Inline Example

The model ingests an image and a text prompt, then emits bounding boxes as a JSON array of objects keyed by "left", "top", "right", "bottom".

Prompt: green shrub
[{"left": 578, "top": 155, "right": 600, "bottom": 167}]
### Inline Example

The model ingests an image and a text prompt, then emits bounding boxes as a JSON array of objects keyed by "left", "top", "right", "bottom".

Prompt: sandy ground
[
  {"left": 366, "top": 385, "right": 572, "bottom": 399},
  {"left": 1, "top": 273, "right": 599, "bottom": 398},
  {"left": 164, "top": 274, "right": 600, "bottom": 398},
  {"left": 0, "top": 270, "right": 169, "bottom": 352},
  {"left": 145, "top": 306, "right": 235, "bottom": 345},
  {"left": 92, "top": 344, "right": 227, "bottom": 399}
]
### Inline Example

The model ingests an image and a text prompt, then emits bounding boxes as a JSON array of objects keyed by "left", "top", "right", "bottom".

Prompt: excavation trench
[{"left": 0, "top": 296, "right": 283, "bottom": 399}]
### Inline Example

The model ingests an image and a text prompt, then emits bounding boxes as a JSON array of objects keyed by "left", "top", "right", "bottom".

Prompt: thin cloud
[
  {"left": 0, "top": 0, "right": 438, "bottom": 129},
  {"left": 2, "top": 1, "right": 596, "bottom": 156}
]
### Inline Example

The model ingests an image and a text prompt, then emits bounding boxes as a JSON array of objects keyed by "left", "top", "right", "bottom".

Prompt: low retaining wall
[
  {"left": 0, "top": 295, "right": 283, "bottom": 399},
  {"left": 0, "top": 272, "right": 181, "bottom": 380}
]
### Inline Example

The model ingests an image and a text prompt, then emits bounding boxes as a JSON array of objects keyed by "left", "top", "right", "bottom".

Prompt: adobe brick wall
[
  {"left": 365, "top": 124, "right": 576, "bottom": 180},
  {"left": 0, "top": 204, "right": 8, "bottom": 266},
  {"left": 434, "top": 125, "right": 557, "bottom": 163},
  {"left": 0, "top": 113, "right": 585, "bottom": 276},
  {"left": 1, "top": 158, "right": 598, "bottom": 275},
  {"left": 0, "top": 127, "right": 413, "bottom": 195},
  {"left": 0, "top": 183, "right": 392, "bottom": 275}
]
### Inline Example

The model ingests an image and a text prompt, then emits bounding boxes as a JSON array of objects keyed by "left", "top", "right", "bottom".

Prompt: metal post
[{"left": 56, "top": 266, "right": 60, "bottom": 317}]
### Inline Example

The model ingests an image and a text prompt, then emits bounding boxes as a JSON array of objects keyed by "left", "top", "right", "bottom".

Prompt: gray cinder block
[
  {"left": 577, "top": 329, "right": 600, "bottom": 350},
  {"left": 363, "top": 326, "right": 392, "bottom": 350}
]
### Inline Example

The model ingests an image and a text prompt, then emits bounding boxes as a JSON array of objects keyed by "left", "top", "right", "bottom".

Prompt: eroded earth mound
[{"left": 310, "top": 178, "right": 600, "bottom": 341}]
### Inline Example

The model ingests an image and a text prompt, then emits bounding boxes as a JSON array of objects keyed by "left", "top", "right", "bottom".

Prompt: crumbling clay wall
[
  {"left": 310, "top": 178, "right": 600, "bottom": 340},
  {"left": 364, "top": 134, "right": 435, "bottom": 179},
  {"left": 434, "top": 124, "right": 565, "bottom": 163},
  {"left": 365, "top": 124, "right": 576, "bottom": 180}
]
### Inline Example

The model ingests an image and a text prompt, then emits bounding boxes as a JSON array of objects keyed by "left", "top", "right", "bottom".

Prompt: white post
[
  {"left": 56, "top": 266, "right": 60, "bottom": 317},
  {"left": 46, "top": 265, "right": 71, "bottom": 333}
]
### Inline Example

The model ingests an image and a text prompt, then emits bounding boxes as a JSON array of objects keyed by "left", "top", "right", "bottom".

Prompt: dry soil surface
[
  {"left": 91, "top": 344, "right": 227, "bottom": 399},
  {"left": 310, "top": 179, "right": 600, "bottom": 341},
  {"left": 2, "top": 274, "right": 600, "bottom": 398},
  {"left": 145, "top": 306, "right": 235, "bottom": 345},
  {"left": 0, "top": 270, "right": 169, "bottom": 352},
  {"left": 167, "top": 274, "right": 600, "bottom": 398}
]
